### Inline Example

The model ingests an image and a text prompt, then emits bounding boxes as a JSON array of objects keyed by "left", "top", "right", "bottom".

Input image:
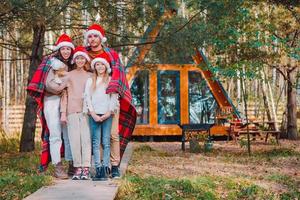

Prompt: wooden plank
[
  {"left": 180, "top": 66, "right": 189, "bottom": 124},
  {"left": 133, "top": 125, "right": 182, "bottom": 136},
  {"left": 149, "top": 70, "right": 157, "bottom": 125}
]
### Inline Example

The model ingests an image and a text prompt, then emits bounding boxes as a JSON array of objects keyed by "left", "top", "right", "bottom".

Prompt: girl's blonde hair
[{"left": 91, "top": 65, "right": 110, "bottom": 91}]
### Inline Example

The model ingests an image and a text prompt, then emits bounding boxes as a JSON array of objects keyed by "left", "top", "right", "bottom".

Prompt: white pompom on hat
[{"left": 84, "top": 24, "right": 107, "bottom": 46}]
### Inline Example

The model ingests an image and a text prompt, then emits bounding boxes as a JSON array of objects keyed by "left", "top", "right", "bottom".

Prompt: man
[{"left": 84, "top": 24, "right": 137, "bottom": 178}]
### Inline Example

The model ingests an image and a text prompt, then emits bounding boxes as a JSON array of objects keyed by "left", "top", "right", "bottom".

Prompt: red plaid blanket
[
  {"left": 104, "top": 48, "right": 137, "bottom": 160},
  {"left": 27, "top": 55, "right": 62, "bottom": 171}
]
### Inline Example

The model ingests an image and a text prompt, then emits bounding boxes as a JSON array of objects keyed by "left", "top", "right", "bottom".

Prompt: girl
[
  {"left": 60, "top": 46, "right": 92, "bottom": 180},
  {"left": 84, "top": 54, "right": 119, "bottom": 181},
  {"left": 43, "top": 33, "right": 74, "bottom": 178}
]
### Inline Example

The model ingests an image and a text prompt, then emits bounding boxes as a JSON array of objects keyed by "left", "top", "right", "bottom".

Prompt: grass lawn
[
  {"left": 117, "top": 140, "right": 300, "bottom": 200},
  {"left": 0, "top": 136, "right": 53, "bottom": 200}
]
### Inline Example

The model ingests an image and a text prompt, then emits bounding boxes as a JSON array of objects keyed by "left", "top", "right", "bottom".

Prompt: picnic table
[{"left": 229, "top": 120, "right": 280, "bottom": 144}]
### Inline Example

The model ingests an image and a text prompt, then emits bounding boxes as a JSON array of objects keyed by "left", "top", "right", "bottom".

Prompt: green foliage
[
  {"left": 117, "top": 175, "right": 218, "bottom": 200},
  {"left": 134, "top": 144, "right": 155, "bottom": 152},
  {"left": 134, "top": 144, "right": 174, "bottom": 157},
  {"left": 0, "top": 136, "right": 19, "bottom": 153},
  {"left": 0, "top": 138, "right": 52, "bottom": 200},
  {"left": 257, "top": 148, "right": 300, "bottom": 158},
  {"left": 238, "top": 136, "right": 249, "bottom": 149},
  {"left": 117, "top": 174, "right": 277, "bottom": 200},
  {"left": 267, "top": 174, "right": 300, "bottom": 199}
]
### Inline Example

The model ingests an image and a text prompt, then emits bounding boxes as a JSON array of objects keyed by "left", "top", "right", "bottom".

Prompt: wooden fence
[
  {"left": 1, "top": 103, "right": 290, "bottom": 136},
  {"left": 1, "top": 105, "right": 41, "bottom": 135}
]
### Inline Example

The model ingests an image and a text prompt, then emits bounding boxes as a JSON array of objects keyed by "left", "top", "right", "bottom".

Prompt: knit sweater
[
  {"left": 60, "top": 68, "right": 92, "bottom": 115},
  {"left": 83, "top": 77, "right": 119, "bottom": 114}
]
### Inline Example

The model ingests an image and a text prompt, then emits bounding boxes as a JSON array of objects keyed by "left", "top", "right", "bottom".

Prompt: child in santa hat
[
  {"left": 83, "top": 54, "right": 119, "bottom": 181},
  {"left": 43, "top": 33, "right": 74, "bottom": 179},
  {"left": 60, "top": 46, "right": 92, "bottom": 180}
]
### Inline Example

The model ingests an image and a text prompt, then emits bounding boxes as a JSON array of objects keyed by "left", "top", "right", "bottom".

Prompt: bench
[
  {"left": 262, "top": 130, "right": 280, "bottom": 144},
  {"left": 235, "top": 130, "right": 261, "bottom": 141},
  {"left": 179, "top": 123, "right": 214, "bottom": 151}
]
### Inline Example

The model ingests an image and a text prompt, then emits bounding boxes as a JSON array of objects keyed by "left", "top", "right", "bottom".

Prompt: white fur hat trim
[
  {"left": 54, "top": 41, "right": 75, "bottom": 51},
  {"left": 91, "top": 58, "right": 111, "bottom": 74},
  {"left": 84, "top": 30, "right": 107, "bottom": 46},
  {"left": 71, "top": 52, "right": 91, "bottom": 64}
]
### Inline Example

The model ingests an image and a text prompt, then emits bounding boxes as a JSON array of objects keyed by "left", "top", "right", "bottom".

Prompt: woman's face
[
  {"left": 95, "top": 62, "right": 106, "bottom": 75},
  {"left": 75, "top": 56, "right": 86, "bottom": 69},
  {"left": 60, "top": 46, "right": 72, "bottom": 60}
]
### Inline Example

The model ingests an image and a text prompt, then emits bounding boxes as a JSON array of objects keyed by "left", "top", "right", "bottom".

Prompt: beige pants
[
  {"left": 110, "top": 110, "right": 120, "bottom": 166},
  {"left": 67, "top": 113, "right": 91, "bottom": 167}
]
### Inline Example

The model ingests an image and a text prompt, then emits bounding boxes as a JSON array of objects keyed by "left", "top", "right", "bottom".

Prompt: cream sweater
[{"left": 83, "top": 77, "right": 119, "bottom": 115}]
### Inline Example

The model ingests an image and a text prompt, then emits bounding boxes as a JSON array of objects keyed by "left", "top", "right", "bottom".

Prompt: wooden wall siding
[{"left": 133, "top": 124, "right": 182, "bottom": 136}]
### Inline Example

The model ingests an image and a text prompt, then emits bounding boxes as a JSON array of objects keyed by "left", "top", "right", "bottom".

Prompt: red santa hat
[
  {"left": 84, "top": 24, "right": 107, "bottom": 46},
  {"left": 91, "top": 53, "right": 111, "bottom": 74},
  {"left": 71, "top": 46, "right": 91, "bottom": 64},
  {"left": 54, "top": 33, "right": 75, "bottom": 51}
]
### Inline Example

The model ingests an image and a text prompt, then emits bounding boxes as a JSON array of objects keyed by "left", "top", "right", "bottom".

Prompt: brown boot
[
  {"left": 67, "top": 161, "right": 75, "bottom": 176},
  {"left": 54, "top": 162, "right": 68, "bottom": 179}
]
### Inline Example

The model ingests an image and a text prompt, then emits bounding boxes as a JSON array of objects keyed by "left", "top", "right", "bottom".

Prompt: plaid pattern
[
  {"left": 119, "top": 98, "right": 137, "bottom": 158},
  {"left": 27, "top": 55, "right": 63, "bottom": 171},
  {"left": 105, "top": 48, "right": 132, "bottom": 103},
  {"left": 104, "top": 48, "right": 137, "bottom": 160}
]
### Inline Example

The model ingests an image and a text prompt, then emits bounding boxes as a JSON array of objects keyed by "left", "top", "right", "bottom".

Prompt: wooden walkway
[{"left": 24, "top": 143, "right": 133, "bottom": 200}]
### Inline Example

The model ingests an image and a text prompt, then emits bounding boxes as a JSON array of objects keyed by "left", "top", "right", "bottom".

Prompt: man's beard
[{"left": 90, "top": 42, "right": 101, "bottom": 48}]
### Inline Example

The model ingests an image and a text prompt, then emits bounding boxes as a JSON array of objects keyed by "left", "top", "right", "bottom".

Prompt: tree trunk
[
  {"left": 19, "top": 22, "right": 45, "bottom": 152},
  {"left": 286, "top": 68, "right": 298, "bottom": 140},
  {"left": 240, "top": 71, "right": 251, "bottom": 155}
]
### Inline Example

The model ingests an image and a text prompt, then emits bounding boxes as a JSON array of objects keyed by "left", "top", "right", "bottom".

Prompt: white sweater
[{"left": 83, "top": 77, "right": 119, "bottom": 114}]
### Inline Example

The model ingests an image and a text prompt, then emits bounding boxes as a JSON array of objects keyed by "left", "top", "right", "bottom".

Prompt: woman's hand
[{"left": 60, "top": 113, "right": 67, "bottom": 124}]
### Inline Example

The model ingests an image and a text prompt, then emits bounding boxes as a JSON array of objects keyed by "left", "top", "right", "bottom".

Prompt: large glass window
[
  {"left": 157, "top": 71, "right": 180, "bottom": 124},
  {"left": 130, "top": 70, "right": 149, "bottom": 124},
  {"left": 189, "top": 71, "right": 217, "bottom": 124}
]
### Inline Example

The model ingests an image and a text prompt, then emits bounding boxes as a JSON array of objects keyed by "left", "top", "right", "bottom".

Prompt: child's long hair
[{"left": 91, "top": 66, "right": 110, "bottom": 92}]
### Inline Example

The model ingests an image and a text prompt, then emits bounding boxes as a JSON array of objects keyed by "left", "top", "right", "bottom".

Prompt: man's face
[{"left": 87, "top": 34, "right": 101, "bottom": 48}]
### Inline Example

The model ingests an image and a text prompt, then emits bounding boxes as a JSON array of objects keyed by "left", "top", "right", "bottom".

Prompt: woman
[{"left": 27, "top": 33, "right": 74, "bottom": 178}]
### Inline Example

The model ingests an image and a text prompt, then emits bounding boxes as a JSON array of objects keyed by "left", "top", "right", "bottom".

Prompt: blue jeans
[{"left": 89, "top": 115, "right": 112, "bottom": 168}]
